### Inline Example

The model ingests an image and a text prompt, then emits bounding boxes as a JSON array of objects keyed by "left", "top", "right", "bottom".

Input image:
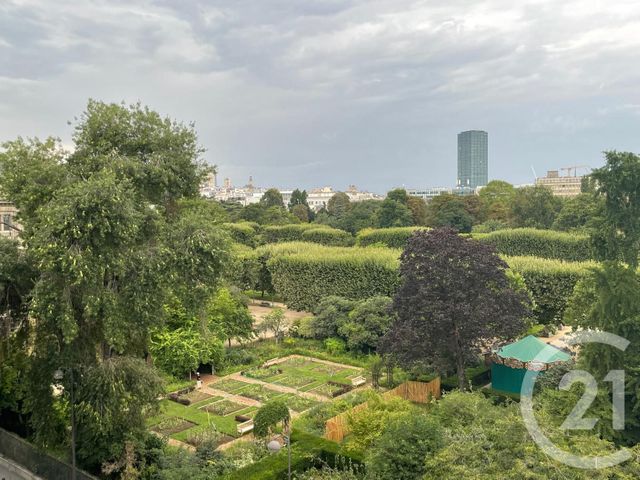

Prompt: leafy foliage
[
  {"left": 475, "top": 228, "right": 593, "bottom": 261},
  {"left": 511, "top": 185, "right": 563, "bottom": 229},
  {"left": 253, "top": 400, "right": 290, "bottom": 437},
  {"left": 382, "top": 228, "right": 532, "bottom": 389}
]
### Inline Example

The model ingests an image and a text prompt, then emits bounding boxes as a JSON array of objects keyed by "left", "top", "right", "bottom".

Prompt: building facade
[
  {"left": 535, "top": 170, "right": 583, "bottom": 197},
  {"left": 457, "top": 130, "right": 488, "bottom": 189},
  {"left": 0, "top": 201, "right": 20, "bottom": 240}
]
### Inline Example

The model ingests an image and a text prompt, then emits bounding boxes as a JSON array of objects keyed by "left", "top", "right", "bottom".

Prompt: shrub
[
  {"left": 261, "top": 224, "right": 326, "bottom": 243},
  {"left": 473, "top": 228, "right": 593, "bottom": 261},
  {"left": 267, "top": 243, "right": 400, "bottom": 310},
  {"left": 302, "top": 227, "right": 355, "bottom": 246},
  {"left": 355, "top": 227, "right": 427, "bottom": 248},
  {"left": 505, "top": 255, "right": 597, "bottom": 324},
  {"left": 222, "top": 222, "right": 259, "bottom": 247}
]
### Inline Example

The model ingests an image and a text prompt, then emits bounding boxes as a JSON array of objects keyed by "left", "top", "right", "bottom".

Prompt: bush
[
  {"left": 261, "top": 224, "right": 326, "bottom": 244},
  {"left": 267, "top": 243, "right": 400, "bottom": 311},
  {"left": 441, "top": 365, "right": 491, "bottom": 391},
  {"left": 473, "top": 228, "right": 593, "bottom": 261},
  {"left": 355, "top": 227, "right": 427, "bottom": 248},
  {"left": 223, "top": 430, "right": 356, "bottom": 480},
  {"left": 302, "top": 227, "right": 355, "bottom": 246},
  {"left": 222, "top": 222, "right": 259, "bottom": 247},
  {"left": 505, "top": 255, "right": 596, "bottom": 324}
]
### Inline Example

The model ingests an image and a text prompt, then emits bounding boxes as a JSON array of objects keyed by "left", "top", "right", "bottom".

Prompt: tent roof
[{"left": 495, "top": 335, "right": 571, "bottom": 364}]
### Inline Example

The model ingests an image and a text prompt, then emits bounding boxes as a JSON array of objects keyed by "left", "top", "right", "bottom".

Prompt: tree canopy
[{"left": 382, "top": 228, "right": 531, "bottom": 389}]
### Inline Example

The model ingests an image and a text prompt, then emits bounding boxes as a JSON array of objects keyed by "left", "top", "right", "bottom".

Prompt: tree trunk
[{"left": 457, "top": 356, "right": 467, "bottom": 391}]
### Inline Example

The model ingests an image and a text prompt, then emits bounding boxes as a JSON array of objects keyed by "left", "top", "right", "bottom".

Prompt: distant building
[
  {"left": 281, "top": 186, "right": 382, "bottom": 212},
  {"left": 457, "top": 130, "right": 488, "bottom": 189},
  {"left": 407, "top": 187, "right": 453, "bottom": 202},
  {"left": 535, "top": 170, "right": 583, "bottom": 197},
  {"left": 0, "top": 201, "right": 20, "bottom": 240}
]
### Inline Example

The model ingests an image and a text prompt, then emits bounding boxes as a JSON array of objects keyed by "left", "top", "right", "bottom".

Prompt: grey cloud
[{"left": 1, "top": 0, "right": 640, "bottom": 192}]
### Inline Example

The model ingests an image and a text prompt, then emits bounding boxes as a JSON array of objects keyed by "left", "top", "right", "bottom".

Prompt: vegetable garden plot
[
  {"left": 239, "top": 384, "right": 285, "bottom": 402},
  {"left": 150, "top": 417, "right": 196, "bottom": 436},
  {"left": 202, "top": 400, "right": 246, "bottom": 416},
  {"left": 210, "top": 378, "right": 251, "bottom": 394}
]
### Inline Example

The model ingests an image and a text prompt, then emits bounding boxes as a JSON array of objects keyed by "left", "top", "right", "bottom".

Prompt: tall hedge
[
  {"left": 356, "top": 227, "right": 427, "bottom": 248},
  {"left": 266, "top": 243, "right": 400, "bottom": 311},
  {"left": 222, "top": 222, "right": 258, "bottom": 247},
  {"left": 301, "top": 227, "right": 355, "bottom": 247},
  {"left": 475, "top": 228, "right": 592, "bottom": 261},
  {"left": 504, "top": 255, "right": 597, "bottom": 324},
  {"left": 260, "top": 242, "right": 595, "bottom": 324},
  {"left": 262, "top": 224, "right": 327, "bottom": 244}
]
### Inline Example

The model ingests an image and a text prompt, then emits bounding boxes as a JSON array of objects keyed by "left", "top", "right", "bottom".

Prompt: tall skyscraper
[{"left": 457, "top": 130, "right": 488, "bottom": 189}]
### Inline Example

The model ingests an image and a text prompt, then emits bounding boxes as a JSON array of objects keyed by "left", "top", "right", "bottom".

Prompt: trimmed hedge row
[
  {"left": 355, "top": 227, "right": 427, "bottom": 248},
  {"left": 258, "top": 243, "right": 595, "bottom": 324},
  {"left": 223, "top": 430, "right": 359, "bottom": 480},
  {"left": 301, "top": 227, "right": 355, "bottom": 247},
  {"left": 474, "top": 228, "right": 592, "bottom": 261},
  {"left": 266, "top": 243, "right": 401, "bottom": 311},
  {"left": 503, "top": 255, "right": 597, "bottom": 324},
  {"left": 356, "top": 227, "right": 593, "bottom": 261},
  {"left": 261, "top": 224, "right": 327, "bottom": 243},
  {"left": 222, "top": 222, "right": 259, "bottom": 247}
]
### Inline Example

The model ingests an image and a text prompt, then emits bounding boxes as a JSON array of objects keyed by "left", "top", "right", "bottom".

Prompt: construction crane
[{"left": 560, "top": 165, "right": 590, "bottom": 177}]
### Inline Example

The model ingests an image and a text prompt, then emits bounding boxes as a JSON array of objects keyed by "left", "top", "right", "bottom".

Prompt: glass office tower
[{"left": 457, "top": 130, "right": 488, "bottom": 189}]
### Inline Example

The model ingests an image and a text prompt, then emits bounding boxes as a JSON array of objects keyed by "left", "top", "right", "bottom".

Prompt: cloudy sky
[{"left": 1, "top": 0, "right": 640, "bottom": 192}]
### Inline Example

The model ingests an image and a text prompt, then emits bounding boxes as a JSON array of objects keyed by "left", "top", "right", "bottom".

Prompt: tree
[
  {"left": 552, "top": 193, "right": 602, "bottom": 232},
  {"left": 426, "top": 194, "right": 473, "bottom": 233},
  {"left": 309, "top": 296, "right": 355, "bottom": 339},
  {"left": 478, "top": 180, "right": 515, "bottom": 223},
  {"left": 406, "top": 196, "right": 428, "bottom": 226},
  {"left": 590, "top": 151, "right": 640, "bottom": 267},
  {"left": 206, "top": 288, "right": 254, "bottom": 346},
  {"left": 422, "top": 391, "right": 640, "bottom": 479},
  {"left": 260, "top": 188, "right": 285, "bottom": 209},
  {"left": 259, "top": 308, "right": 287, "bottom": 343},
  {"left": 253, "top": 400, "right": 290, "bottom": 438},
  {"left": 291, "top": 203, "right": 310, "bottom": 223},
  {"left": 382, "top": 228, "right": 531, "bottom": 390},
  {"left": 327, "top": 192, "right": 351, "bottom": 219},
  {"left": 340, "top": 200, "right": 380, "bottom": 234},
  {"left": 337, "top": 296, "right": 393, "bottom": 353},
  {"left": 149, "top": 327, "right": 222, "bottom": 378},
  {"left": 386, "top": 188, "right": 409, "bottom": 204},
  {"left": 0, "top": 101, "right": 229, "bottom": 471},
  {"left": 376, "top": 198, "right": 413, "bottom": 228},
  {"left": 511, "top": 185, "right": 563, "bottom": 229},
  {"left": 366, "top": 412, "right": 443, "bottom": 480},
  {"left": 288, "top": 189, "right": 308, "bottom": 210},
  {"left": 238, "top": 203, "right": 295, "bottom": 225}
]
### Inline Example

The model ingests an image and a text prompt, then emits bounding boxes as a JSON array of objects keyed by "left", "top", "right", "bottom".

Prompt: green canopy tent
[{"left": 491, "top": 335, "right": 571, "bottom": 394}]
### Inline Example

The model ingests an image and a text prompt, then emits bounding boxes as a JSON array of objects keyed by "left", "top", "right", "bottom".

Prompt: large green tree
[
  {"left": 0, "top": 101, "right": 229, "bottom": 472},
  {"left": 511, "top": 185, "right": 563, "bottom": 229},
  {"left": 478, "top": 180, "right": 516, "bottom": 223},
  {"left": 260, "top": 188, "right": 285, "bottom": 209}
]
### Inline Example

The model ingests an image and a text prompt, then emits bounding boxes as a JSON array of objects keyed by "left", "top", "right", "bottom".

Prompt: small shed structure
[{"left": 491, "top": 335, "right": 571, "bottom": 394}]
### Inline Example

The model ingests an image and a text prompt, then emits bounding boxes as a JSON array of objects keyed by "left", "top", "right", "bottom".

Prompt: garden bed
[
  {"left": 210, "top": 379, "right": 251, "bottom": 394},
  {"left": 150, "top": 417, "right": 197, "bottom": 436},
  {"left": 202, "top": 400, "right": 246, "bottom": 416},
  {"left": 239, "top": 384, "right": 285, "bottom": 403}
]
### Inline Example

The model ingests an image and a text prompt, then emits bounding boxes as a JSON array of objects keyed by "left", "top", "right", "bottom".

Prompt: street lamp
[{"left": 53, "top": 368, "right": 77, "bottom": 480}]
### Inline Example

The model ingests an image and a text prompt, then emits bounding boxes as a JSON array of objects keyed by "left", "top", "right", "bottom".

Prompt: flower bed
[{"left": 150, "top": 417, "right": 196, "bottom": 436}]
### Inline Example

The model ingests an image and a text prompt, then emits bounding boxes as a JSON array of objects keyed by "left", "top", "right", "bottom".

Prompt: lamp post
[{"left": 53, "top": 368, "right": 77, "bottom": 480}]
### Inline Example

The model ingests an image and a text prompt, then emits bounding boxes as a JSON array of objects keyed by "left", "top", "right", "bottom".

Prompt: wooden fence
[{"left": 324, "top": 377, "right": 441, "bottom": 443}]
